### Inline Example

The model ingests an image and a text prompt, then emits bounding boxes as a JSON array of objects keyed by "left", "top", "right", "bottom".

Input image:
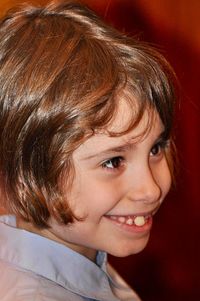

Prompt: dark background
[{"left": 1, "top": 1, "right": 200, "bottom": 300}]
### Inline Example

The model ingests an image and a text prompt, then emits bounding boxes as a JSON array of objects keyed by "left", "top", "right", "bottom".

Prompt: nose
[{"left": 127, "top": 166, "right": 161, "bottom": 205}]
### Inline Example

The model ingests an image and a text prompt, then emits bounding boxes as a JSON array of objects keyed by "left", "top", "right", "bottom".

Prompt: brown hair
[{"left": 0, "top": 0, "right": 176, "bottom": 227}]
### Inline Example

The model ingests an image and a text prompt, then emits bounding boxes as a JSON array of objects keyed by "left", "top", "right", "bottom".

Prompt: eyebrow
[
  {"left": 82, "top": 130, "right": 167, "bottom": 161},
  {"left": 82, "top": 143, "right": 132, "bottom": 161}
]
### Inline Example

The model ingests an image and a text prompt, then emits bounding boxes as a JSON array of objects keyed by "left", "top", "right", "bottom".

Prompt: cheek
[
  {"left": 157, "top": 160, "right": 172, "bottom": 197},
  {"left": 158, "top": 162, "right": 172, "bottom": 197},
  {"left": 69, "top": 177, "right": 122, "bottom": 218}
]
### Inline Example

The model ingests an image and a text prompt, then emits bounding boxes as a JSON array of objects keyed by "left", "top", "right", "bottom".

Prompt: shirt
[{"left": 0, "top": 215, "right": 141, "bottom": 301}]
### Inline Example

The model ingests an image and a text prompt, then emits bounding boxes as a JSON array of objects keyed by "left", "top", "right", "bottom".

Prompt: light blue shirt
[{"left": 0, "top": 215, "right": 141, "bottom": 301}]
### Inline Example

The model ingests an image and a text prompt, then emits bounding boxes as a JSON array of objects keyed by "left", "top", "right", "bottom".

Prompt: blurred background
[{"left": 0, "top": 1, "right": 199, "bottom": 300}]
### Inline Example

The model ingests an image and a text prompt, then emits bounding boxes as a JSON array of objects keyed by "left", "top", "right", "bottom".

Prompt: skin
[{"left": 18, "top": 101, "right": 172, "bottom": 262}]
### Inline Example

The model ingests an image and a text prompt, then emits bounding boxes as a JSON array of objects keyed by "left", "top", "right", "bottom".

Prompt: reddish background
[{"left": 1, "top": 1, "right": 200, "bottom": 300}]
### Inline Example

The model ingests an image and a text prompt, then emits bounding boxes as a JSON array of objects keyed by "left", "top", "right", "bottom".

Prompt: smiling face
[{"left": 46, "top": 100, "right": 172, "bottom": 261}]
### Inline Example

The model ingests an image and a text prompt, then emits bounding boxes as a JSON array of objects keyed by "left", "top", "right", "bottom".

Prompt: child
[{"left": 0, "top": 1, "right": 176, "bottom": 300}]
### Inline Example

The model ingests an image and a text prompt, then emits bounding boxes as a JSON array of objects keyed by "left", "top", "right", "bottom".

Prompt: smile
[{"left": 107, "top": 214, "right": 151, "bottom": 227}]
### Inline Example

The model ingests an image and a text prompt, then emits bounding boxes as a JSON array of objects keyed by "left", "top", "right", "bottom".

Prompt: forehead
[
  {"left": 73, "top": 103, "right": 163, "bottom": 160},
  {"left": 100, "top": 96, "right": 159, "bottom": 139},
  {"left": 107, "top": 98, "right": 138, "bottom": 133}
]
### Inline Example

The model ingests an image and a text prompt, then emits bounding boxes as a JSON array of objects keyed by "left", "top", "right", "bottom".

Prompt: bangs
[
  {"left": 96, "top": 90, "right": 160, "bottom": 144},
  {"left": 77, "top": 39, "right": 176, "bottom": 142}
]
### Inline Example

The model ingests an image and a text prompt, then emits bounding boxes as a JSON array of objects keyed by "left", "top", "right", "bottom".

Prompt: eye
[
  {"left": 150, "top": 140, "right": 169, "bottom": 157},
  {"left": 101, "top": 156, "right": 124, "bottom": 170},
  {"left": 150, "top": 143, "right": 162, "bottom": 156}
]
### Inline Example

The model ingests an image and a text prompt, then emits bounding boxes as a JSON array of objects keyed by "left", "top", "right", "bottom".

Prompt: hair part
[{"left": 0, "top": 0, "right": 176, "bottom": 228}]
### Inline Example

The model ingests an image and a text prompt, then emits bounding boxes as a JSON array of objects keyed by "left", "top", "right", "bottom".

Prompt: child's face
[{"left": 50, "top": 101, "right": 171, "bottom": 260}]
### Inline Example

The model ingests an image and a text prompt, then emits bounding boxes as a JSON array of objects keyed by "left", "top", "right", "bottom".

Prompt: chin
[{"left": 107, "top": 236, "right": 150, "bottom": 257}]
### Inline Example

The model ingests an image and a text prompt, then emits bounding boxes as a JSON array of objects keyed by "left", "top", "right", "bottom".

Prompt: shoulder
[{"left": 0, "top": 260, "right": 82, "bottom": 301}]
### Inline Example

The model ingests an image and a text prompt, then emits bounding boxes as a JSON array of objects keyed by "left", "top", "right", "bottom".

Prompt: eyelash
[
  {"left": 101, "top": 139, "right": 170, "bottom": 171},
  {"left": 150, "top": 139, "right": 169, "bottom": 157},
  {"left": 101, "top": 156, "right": 124, "bottom": 171}
]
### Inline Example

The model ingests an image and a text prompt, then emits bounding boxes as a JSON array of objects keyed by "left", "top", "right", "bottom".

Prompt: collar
[{"left": 0, "top": 215, "right": 119, "bottom": 301}]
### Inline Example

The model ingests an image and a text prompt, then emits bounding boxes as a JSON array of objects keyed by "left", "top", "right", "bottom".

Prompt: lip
[
  {"left": 105, "top": 214, "right": 152, "bottom": 234},
  {"left": 106, "top": 205, "right": 160, "bottom": 220},
  {"left": 104, "top": 206, "right": 160, "bottom": 234}
]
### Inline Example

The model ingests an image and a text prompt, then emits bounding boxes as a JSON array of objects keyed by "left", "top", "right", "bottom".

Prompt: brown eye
[
  {"left": 150, "top": 140, "right": 169, "bottom": 157},
  {"left": 150, "top": 143, "right": 161, "bottom": 156},
  {"left": 102, "top": 156, "right": 124, "bottom": 170}
]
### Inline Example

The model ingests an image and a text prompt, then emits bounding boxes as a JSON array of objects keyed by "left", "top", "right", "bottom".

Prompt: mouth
[
  {"left": 107, "top": 214, "right": 150, "bottom": 227},
  {"left": 105, "top": 207, "right": 159, "bottom": 228}
]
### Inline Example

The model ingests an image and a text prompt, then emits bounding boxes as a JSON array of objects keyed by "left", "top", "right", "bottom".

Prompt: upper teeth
[
  {"left": 134, "top": 216, "right": 145, "bottom": 226},
  {"left": 126, "top": 218, "right": 134, "bottom": 225},
  {"left": 110, "top": 215, "right": 147, "bottom": 226}
]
